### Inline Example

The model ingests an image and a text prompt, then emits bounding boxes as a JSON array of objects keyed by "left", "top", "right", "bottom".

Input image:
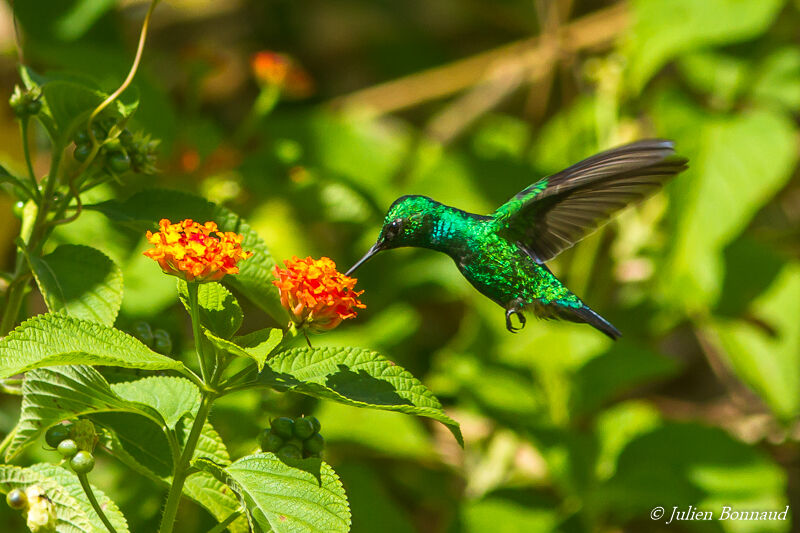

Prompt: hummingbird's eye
[{"left": 385, "top": 218, "right": 404, "bottom": 239}]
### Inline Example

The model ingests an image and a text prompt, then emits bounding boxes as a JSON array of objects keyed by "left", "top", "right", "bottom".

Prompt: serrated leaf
[
  {"left": 8, "top": 366, "right": 166, "bottom": 460},
  {"left": 0, "top": 313, "right": 184, "bottom": 379},
  {"left": 205, "top": 328, "right": 282, "bottom": 372},
  {"left": 112, "top": 376, "right": 200, "bottom": 429},
  {"left": 29, "top": 463, "right": 130, "bottom": 533},
  {"left": 0, "top": 463, "right": 129, "bottom": 533},
  {"left": 85, "top": 189, "right": 286, "bottom": 323},
  {"left": 196, "top": 453, "right": 351, "bottom": 533},
  {"left": 261, "top": 346, "right": 463, "bottom": 445},
  {"left": 30, "top": 244, "right": 123, "bottom": 326},
  {"left": 95, "top": 412, "right": 246, "bottom": 531},
  {"left": 178, "top": 281, "right": 243, "bottom": 339}
]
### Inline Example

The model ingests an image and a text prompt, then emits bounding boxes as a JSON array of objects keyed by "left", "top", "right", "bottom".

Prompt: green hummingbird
[{"left": 346, "top": 140, "right": 688, "bottom": 339}]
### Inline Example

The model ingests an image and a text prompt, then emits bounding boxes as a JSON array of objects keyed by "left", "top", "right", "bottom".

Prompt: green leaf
[
  {"left": 30, "top": 244, "right": 123, "bottom": 326},
  {"left": 261, "top": 346, "right": 463, "bottom": 445},
  {"left": 195, "top": 453, "right": 351, "bottom": 533},
  {"left": 54, "top": 0, "right": 116, "bottom": 41},
  {"left": 0, "top": 463, "right": 129, "bottom": 533},
  {"left": 112, "top": 376, "right": 200, "bottom": 429},
  {"left": 41, "top": 81, "right": 104, "bottom": 143},
  {"left": 205, "top": 327, "right": 282, "bottom": 372},
  {"left": 750, "top": 48, "right": 800, "bottom": 111},
  {"left": 461, "top": 491, "right": 560, "bottom": 533},
  {"left": 603, "top": 423, "right": 787, "bottom": 521},
  {"left": 7, "top": 365, "right": 170, "bottom": 460},
  {"left": 178, "top": 281, "right": 243, "bottom": 339},
  {"left": 28, "top": 463, "right": 130, "bottom": 533},
  {"left": 0, "top": 313, "right": 184, "bottom": 379},
  {"left": 706, "top": 263, "right": 800, "bottom": 420},
  {"left": 95, "top": 412, "right": 245, "bottom": 531},
  {"left": 86, "top": 189, "right": 286, "bottom": 323},
  {"left": 659, "top": 108, "right": 798, "bottom": 310},
  {"left": 625, "top": 0, "right": 784, "bottom": 90}
]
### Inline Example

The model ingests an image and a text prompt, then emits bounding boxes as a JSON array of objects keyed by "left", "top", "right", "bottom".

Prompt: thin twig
[
  {"left": 77, "top": 472, "right": 119, "bottom": 533},
  {"left": 207, "top": 510, "right": 243, "bottom": 533}
]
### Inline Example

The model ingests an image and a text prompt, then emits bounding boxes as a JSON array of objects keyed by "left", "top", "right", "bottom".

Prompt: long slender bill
[{"left": 345, "top": 243, "right": 382, "bottom": 276}]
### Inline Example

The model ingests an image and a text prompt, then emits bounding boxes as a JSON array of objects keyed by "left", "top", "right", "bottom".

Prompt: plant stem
[
  {"left": 77, "top": 471, "right": 119, "bottom": 533},
  {"left": 159, "top": 392, "right": 215, "bottom": 533},
  {"left": 187, "top": 282, "right": 210, "bottom": 383},
  {"left": 19, "top": 119, "right": 40, "bottom": 202},
  {"left": 207, "top": 510, "right": 243, "bottom": 533}
]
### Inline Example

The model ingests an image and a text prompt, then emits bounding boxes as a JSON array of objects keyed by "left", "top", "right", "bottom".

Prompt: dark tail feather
[{"left": 560, "top": 305, "right": 622, "bottom": 340}]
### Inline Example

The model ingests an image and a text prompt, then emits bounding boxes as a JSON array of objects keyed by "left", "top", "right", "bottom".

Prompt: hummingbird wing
[{"left": 494, "top": 139, "right": 688, "bottom": 263}]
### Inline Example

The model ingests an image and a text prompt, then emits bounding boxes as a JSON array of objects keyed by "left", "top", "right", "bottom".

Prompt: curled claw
[{"left": 505, "top": 308, "right": 526, "bottom": 333}]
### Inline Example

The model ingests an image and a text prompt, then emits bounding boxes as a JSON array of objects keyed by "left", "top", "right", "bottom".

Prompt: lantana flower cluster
[
  {"left": 272, "top": 256, "right": 365, "bottom": 332},
  {"left": 144, "top": 218, "right": 252, "bottom": 282}
]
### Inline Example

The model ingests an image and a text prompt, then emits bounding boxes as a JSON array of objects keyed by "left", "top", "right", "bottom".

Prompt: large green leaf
[
  {"left": 707, "top": 263, "right": 800, "bottom": 420},
  {"left": 178, "top": 281, "right": 243, "bottom": 339},
  {"left": 95, "top": 412, "right": 246, "bottom": 532},
  {"left": 30, "top": 244, "right": 123, "bottom": 326},
  {"left": 659, "top": 108, "right": 798, "bottom": 310},
  {"left": 29, "top": 463, "right": 130, "bottom": 533},
  {"left": 260, "top": 346, "right": 463, "bottom": 444},
  {"left": 41, "top": 81, "right": 104, "bottom": 144},
  {"left": 625, "top": 0, "right": 785, "bottom": 90},
  {"left": 0, "top": 313, "right": 184, "bottom": 379},
  {"left": 0, "top": 463, "right": 129, "bottom": 533},
  {"left": 85, "top": 189, "right": 286, "bottom": 324},
  {"left": 111, "top": 376, "right": 201, "bottom": 429},
  {"left": 205, "top": 327, "right": 283, "bottom": 372},
  {"left": 603, "top": 423, "right": 787, "bottom": 527},
  {"left": 7, "top": 365, "right": 178, "bottom": 460},
  {"left": 195, "top": 453, "right": 351, "bottom": 533}
]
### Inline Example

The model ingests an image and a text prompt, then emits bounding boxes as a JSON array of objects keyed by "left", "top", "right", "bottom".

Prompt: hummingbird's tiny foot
[{"left": 505, "top": 308, "right": 525, "bottom": 333}]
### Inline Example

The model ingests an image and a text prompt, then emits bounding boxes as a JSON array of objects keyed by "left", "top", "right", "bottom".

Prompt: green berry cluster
[
  {"left": 9, "top": 85, "right": 42, "bottom": 118},
  {"left": 130, "top": 321, "right": 172, "bottom": 355},
  {"left": 44, "top": 423, "right": 96, "bottom": 474},
  {"left": 72, "top": 118, "right": 159, "bottom": 176},
  {"left": 260, "top": 416, "right": 324, "bottom": 459}
]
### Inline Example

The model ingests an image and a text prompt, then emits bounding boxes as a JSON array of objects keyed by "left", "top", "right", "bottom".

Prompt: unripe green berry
[
  {"left": 70, "top": 451, "right": 95, "bottom": 474},
  {"left": 57, "top": 439, "right": 78, "bottom": 458},
  {"left": 90, "top": 123, "right": 106, "bottom": 141},
  {"left": 293, "top": 417, "right": 315, "bottom": 440},
  {"left": 119, "top": 129, "right": 133, "bottom": 146},
  {"left": 44, "top": 424, "right": 71, "bottom": 449},
  {"left": 260, "top": 431, "right": 284, "bottom": 453},
  {"left": 277, "top": 444, "right": 302, "bottom": 460},
  {"left": 12, "top": 201, "right": 24, "bottom": 219},
  {"left": 74, "top": 130, "right": 90, "bottom": 145},
  {"left": 152, "top": 329, "right": 172, "bottom": 355},
  {"left": 25, "top": 100, "right": 41, "bottom": 115},
  {"left": 6, "top": 489, "right": 27, "bottom": 510},
  {"left": 307, "top": 416, "right": 321, "bottom": 434},
  {"left": 271, "top": 417, "right": 294, "bottom": 439},
  {"left": 304, "top": 433, "right": 324, "bottom": 456},
  {"left": 131, "top": 321, "right": 154, "bottom": 347},
  {"left": 73, "top": 144, "right": 91, "bottom": 162}
]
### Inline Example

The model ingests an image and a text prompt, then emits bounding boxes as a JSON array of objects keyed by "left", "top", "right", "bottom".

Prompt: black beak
[{"left": 345, "top": 242, "right": 382, "bottom": 276}]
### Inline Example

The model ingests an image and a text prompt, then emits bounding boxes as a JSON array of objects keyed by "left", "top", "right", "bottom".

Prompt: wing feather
[{"left": 494, "top": 140, "right": 688, "bottom": 262}]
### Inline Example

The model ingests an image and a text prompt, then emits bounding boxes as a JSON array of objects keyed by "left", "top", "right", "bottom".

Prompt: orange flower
[
  {"left": 144, "top": 219, "right": 252, "bottom": 282},
  {"left": 250, "top": 51, "right": 314, "bottom": 98},
  {"left": 272, "top": 256, "right": 365, "bottom": 332}
]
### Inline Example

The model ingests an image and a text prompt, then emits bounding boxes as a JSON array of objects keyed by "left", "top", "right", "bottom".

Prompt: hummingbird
[{"left": 346, "top": 140, "right": 688, "bottom": 339}]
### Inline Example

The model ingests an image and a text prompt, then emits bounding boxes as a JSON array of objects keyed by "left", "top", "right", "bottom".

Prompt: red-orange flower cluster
[
  {"left": 250, "top": 51, "right": 313, "bottom": 98},
  {"left": 272, "top": 256, "right": 365, "bottom": 332},
  {"left": 144, "top": 219, "right": 252, "bottom": 282}
]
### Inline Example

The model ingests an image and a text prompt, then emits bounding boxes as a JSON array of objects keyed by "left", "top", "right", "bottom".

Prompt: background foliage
[{"left": 0, "top": 0, "right": 798, "bottom": 531}]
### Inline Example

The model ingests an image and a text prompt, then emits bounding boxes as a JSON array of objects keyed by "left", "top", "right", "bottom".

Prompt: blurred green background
[{"left": 1, "top": 0, "right": 799, "bottom": 531}]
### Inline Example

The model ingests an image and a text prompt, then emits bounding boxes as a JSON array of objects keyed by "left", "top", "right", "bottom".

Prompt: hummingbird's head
[{"left": 346, "top": 195, "right": 436, "bottom": 275}]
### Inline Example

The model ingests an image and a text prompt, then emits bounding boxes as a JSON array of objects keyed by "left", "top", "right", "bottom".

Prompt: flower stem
[
  {"left": 207, "top": 510, "right": 243, "bottom": 533},
  {"left": 159, "top": 391, "right": 215, "bottom": 533},
  {"left": 19, "top": 119, "right": 40, "bottom": 202},
  {"left": 187, "top": 282, "right": 210, "bottom": 383},
  {"left": 77, "top": 471, "right": 118, "bottom": 533}
]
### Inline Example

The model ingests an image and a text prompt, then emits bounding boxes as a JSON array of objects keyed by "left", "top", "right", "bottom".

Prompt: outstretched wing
[{"left": 494, "top": 139, "right": 688, "bottom": 263}]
